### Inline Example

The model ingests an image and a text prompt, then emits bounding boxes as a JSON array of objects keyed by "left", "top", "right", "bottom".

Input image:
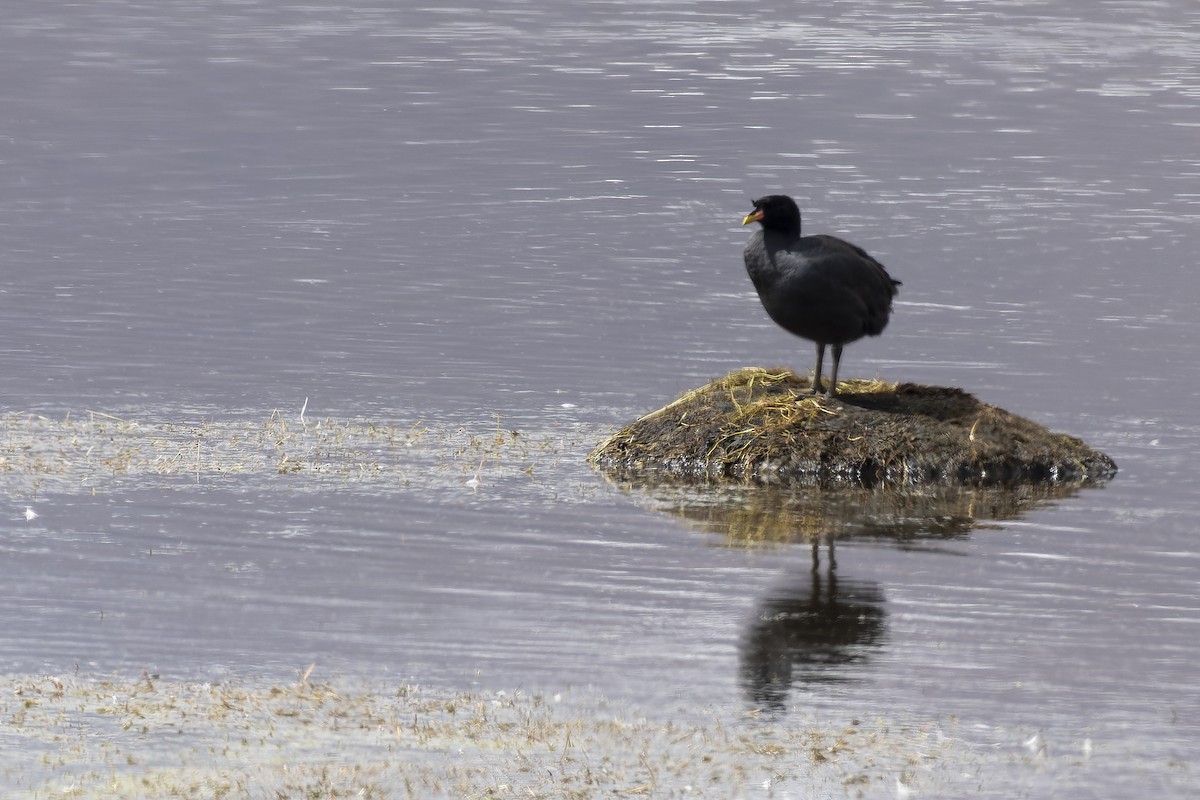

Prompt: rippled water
[{"left": 2, "top": 1, "right": 1199, "bottom": 796}]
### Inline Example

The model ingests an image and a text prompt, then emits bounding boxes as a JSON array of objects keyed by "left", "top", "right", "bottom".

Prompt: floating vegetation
[
  {"left": 1, "top": 671, "right": 1016, "bottom": 799},
  {"left": 0, "top": 409, "right": 592, "bottom": 501},
  {"left": 590, "top": 367, "right": 1117, "bottom": 487}
]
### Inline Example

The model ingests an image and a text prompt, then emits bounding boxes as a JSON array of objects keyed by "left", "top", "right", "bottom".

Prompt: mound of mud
[{"left": 589, "top": 368, "right": 1116, "bottom": 487}]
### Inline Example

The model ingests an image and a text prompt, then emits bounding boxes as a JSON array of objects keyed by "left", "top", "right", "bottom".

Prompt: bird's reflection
[
  {"left": 596, "top": 464, "right": 1100, "bottom": 710},
  {"left": 740, "top": 540, "right": 886, "bottom": 710}
]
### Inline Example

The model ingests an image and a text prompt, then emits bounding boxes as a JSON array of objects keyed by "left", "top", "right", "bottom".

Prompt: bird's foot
[{"left": 813, "top": 381, "right": 837, "bottom": 398}]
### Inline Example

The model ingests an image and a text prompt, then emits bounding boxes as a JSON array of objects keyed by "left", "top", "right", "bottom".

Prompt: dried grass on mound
[{"left": 590, "top": 367, "right": 1116, "bottom": 487}]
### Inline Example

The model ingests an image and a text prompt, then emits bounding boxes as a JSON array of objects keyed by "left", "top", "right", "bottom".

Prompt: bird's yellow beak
[{"left": 742, "top": 210, "right": 763, "bottom": 226}]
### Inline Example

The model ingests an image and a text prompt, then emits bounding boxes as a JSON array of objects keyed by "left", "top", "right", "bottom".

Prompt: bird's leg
[
  {"left": 826, "top": 344, "right": 844, "bottom": 397},
  {"left": 811, "top": 343, "right": 825, "bottom": 395}
]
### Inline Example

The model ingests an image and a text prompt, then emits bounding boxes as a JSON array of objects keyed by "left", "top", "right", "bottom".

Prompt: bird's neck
[{"left": 765, "top": 224, "right": 800, "bottom": 242}]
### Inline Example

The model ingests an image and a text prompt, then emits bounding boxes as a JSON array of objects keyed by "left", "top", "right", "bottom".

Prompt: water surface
[{"left": 2, "top": 1, "right": 1198, "bottom": 796}]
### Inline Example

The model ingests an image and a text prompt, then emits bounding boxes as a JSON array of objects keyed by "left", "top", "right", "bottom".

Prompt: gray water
[{"left": 2, "top": 1, "right": 1199, "bottom": 796}]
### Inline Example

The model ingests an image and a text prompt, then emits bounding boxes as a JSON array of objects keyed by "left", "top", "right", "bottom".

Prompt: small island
[{"left": 590, "top": 368, "right": 1116, "bottom": 487}]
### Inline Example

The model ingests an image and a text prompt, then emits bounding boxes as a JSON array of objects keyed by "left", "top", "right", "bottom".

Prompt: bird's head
[{"left": 742, "top": 195, "right": 802, "bottom": 233}]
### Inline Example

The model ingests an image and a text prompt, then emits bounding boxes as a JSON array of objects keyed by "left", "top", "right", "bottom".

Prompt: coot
[{"left": 742, "top": 195, "right": 900, "bottom": 396}]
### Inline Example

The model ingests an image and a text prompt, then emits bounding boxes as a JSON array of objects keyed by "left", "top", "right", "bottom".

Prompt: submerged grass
[
  {"left": 0, "top": 410, "right": 591, "bottom": 501},
  {"left": 2, "top": 671, "right": 993, "bottom": 799}
]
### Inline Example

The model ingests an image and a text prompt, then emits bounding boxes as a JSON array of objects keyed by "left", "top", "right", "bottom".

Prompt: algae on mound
[{"left": 590, "top": 367, "right": 1116, "bottom": 487}]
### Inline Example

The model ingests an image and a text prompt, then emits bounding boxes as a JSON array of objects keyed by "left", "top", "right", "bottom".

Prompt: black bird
[{"left": 742, "top": 195, "right": 900, "bottom": 396}]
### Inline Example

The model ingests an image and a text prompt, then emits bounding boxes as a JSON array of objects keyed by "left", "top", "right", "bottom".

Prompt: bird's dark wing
[
  {"left": 790, "top": 236, "right": 900, "bottom": 338},
  {"left": 806, "top": 235, "right": 900, "bottom": 288}
]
